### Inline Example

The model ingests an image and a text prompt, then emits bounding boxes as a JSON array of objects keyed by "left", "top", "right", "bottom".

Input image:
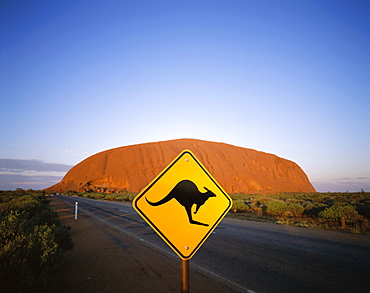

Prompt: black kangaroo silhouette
[{"left": 146, "top": 180, "right": 216, "bottom": 226}]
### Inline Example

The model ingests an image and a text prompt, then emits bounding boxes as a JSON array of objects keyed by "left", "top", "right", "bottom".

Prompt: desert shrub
[
  {"left": 0, "top": 192, "right": 73, "bottom": 292},
  {"left": 348, "top": 218, "right": 370, "bottom": 234},
  {"left": 90, "top": 193, "right": 105, "bottom": 199},
  {"left": 357, "top": 204, "right": 370, "bottom": 220},
  {"left": 117, "top": 193, "right": 136, "bottom": 202},
  {"left": 311, "top": 193, "right": 324, "bottom": 203},
  {"left": 264, "top": 201, "right": 304, "bottom": 217},
  {"left": 319, "top": 205, "right": 359, "bottom": 220},
  {"left": 129, "top": 194, "right": 136, "bottom": 201},
  {"left": 303, "top": 201, "right": 315, "bottom": 211},
  {"left": 288, "top": 203, "right": 305, "bottom": 217},
  {"left": 232, "top": 200, "right": 250, "bottom": 212},
  {"left": 304, "top": 202, "right": 327, "bottom": 217},
  {"left": 104, "top": 194, "right": 119, "bottom": 201},
  {"left": 318, "top": 205, "right": 370, "bottom": 233},
  {"left": 76, "top": 191, "right": 137, "bottom": 202},
  {"left": 266, "top": 201, "right": 289, "bottom": 216},
  {"left": 0, "top": 194, "right": 39, "bottom": 215},
  {"left": 256, "top": 196, "right": 274, "bottom": 205}
]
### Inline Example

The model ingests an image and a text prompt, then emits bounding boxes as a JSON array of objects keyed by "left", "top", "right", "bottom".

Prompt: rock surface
[{"left": 47, "top": 139, "right": 315, "bottom": 194}]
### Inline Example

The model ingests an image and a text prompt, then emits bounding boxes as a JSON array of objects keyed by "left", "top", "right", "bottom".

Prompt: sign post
[
  {"left": 133, "top": 150, "right": 232, "bottom": 291},
  {"left": 181, "top": 259, "right": 189, "bottom": 293}
]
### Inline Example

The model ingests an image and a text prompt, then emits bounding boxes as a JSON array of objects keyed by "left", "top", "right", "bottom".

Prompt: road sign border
[{"left": 133, "top": 149, "right": 232, "bottom": 259}]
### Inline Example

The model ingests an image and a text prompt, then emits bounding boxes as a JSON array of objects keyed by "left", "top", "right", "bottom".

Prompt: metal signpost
[{"left": 133, "top": 150, "right": 232, "bottom": 292}]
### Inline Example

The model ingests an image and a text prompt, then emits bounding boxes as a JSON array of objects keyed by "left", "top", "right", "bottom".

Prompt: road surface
[{"left": 57, "top": 195, "right": 370, "bottom": 293}]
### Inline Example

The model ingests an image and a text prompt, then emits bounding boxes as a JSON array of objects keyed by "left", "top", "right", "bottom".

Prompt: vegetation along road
[{"left": 57, "top": 195, "right": 370, "bottom": 293}]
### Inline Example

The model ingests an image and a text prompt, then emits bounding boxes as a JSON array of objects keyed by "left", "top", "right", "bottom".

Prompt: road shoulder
[{"left": 49, "top": 197, "right": 236, "bottom": 293}]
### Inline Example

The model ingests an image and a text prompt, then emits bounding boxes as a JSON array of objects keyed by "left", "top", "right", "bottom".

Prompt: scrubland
[
  {"left": 0, "top": 189, "right": 74, "bottom": 292},
  {"left": 63, "top": 188, "right": 370, "bottom": 235},
  {"left": 229, "top": 191, "right": 370, "bottom": 234}
]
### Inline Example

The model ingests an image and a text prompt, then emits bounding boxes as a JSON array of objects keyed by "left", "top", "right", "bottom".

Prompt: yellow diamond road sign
[{"left": 132, "top": 150, "right": 232, "bottom": 260}]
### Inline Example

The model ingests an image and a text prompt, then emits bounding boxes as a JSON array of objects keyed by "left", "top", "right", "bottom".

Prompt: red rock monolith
[{"left": 47, "top": 139, "right": 315, "bottom": 194}]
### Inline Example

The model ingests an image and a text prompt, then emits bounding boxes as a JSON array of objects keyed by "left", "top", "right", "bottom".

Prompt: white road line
[
  {"left": 118, "top": 209, "right": 129, "bottom": 213},
  {"left": 58, "top": 197, "right": 253, "bottom": 293},
  {"left": 82, "top": 208, "right": 252, "bottom": 293}
]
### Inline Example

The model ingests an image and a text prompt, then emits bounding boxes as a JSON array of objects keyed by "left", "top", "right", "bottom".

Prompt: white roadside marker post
[{"left": 75, "top": 202, "right": 78, "bottom": 220}]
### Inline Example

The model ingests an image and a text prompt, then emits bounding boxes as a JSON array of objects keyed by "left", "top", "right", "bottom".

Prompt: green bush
[
  {"left": 288, "top": 203, "right": 305, "bottom": 217},
  {"left": 104, "top": 194, "right": 119, "bottom": 201},
  {"left": 231, "top": 200, "right": 249, "bottom": 212},
  {"left": 0, "top": 192, "right": 73, "bottom": 292},
  {"left": 319, "top": 205, "right": 359, "bottom": 220},
  {"left": 77, "top": 191, "right": 137, "bottom": 202},
  {"left": 265, "top": 201, "right": 305, "bottom": 217},
  {"left": 266, "top": 201, "right": 289, "bottom": 216}
]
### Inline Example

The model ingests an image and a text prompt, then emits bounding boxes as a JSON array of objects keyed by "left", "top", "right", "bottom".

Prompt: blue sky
[{"left": 1, "top": 0, "right": 369, "bottom": 192}]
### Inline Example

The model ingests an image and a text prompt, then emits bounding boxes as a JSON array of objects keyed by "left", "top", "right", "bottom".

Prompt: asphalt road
[{"left": 57, "top": 195, "right": 370, "bottom": 293}]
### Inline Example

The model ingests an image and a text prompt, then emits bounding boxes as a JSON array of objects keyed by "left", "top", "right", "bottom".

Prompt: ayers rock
[{"left": 47, "top": 139, "right": 315, "bottom": 194}]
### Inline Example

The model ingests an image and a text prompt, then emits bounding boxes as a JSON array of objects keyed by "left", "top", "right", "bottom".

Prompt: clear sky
[{"left": 1, "top": 0, "right": 369, "bottom": 192}]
